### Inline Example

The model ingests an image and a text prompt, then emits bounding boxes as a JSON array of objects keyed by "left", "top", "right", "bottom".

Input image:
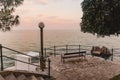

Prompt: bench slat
[
  {"left": 63, "top": 55, "right": 84, "bottom": 59},
  {"left": 64, "top": 51, "right": 86, "bottom": 55}
]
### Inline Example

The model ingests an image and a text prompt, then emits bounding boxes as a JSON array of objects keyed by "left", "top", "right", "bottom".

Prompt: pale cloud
[
  {"left": 36, "top": 14, "right": 78, "bottom": 26},
  {"left": 26, "top": 0, "right": 59, "bottom": 5},
  {"left": 30, "top": 0, "right": 48, "bottom": 5},
  {"left": 25, "top": 0, "right": 62, "bottom": 5},
  {"left": 14, "top": 0, "right": 82, "bottom": 30},
  {"left": 17, "top": 13, "right": 78, "bottom": 29},
  {"left": 22, "top": 0, "right": 48, "bottom": 5},
  {"left": 46, "top": 16, "right": 58, "bottom": 19}
]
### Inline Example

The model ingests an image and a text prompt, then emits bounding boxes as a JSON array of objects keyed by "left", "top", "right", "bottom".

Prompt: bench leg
[
  {"left": 61, "top": 57, "right": 64, "bottom": 63},
  {"left": 84, "top": 55, "right": 86, "bottom": 60},
  {"left": 61, "top": 57, "right": 63, "bottom": 62},
  {"left": 61, "top": 55, "right": 63, "bottom": 63},
  {"left": 62, "top": 58, "right": 65, "bottom": 63}
]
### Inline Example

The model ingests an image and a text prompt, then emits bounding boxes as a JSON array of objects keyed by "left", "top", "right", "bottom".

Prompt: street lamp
[
  {"left": 38, "top": 22, "right": 45, "bottom": 71},
  {"left": 39, "top": 22, "right": 44, "bottom": 56}
]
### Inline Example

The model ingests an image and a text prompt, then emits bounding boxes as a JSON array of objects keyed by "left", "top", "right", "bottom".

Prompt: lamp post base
[{"left": 40, "top": 56, "right": 46, "bottom": 71}]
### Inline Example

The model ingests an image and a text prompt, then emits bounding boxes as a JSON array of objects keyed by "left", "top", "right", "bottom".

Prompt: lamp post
[{"left": 39, "top": 22, "right": 45, "bottom": 71}]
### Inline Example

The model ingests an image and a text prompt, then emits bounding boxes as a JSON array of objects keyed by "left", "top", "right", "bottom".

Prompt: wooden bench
[{"left": 61, "top": 51, "right": 86, "bottom": 62}]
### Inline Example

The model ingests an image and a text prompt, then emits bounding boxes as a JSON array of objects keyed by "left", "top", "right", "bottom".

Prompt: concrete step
[
  {"left": 28, "top": 75, "right": 38, "bottom": 80},
  {"left": 5, "top": 73, "right": 17, "bottom": 80},
  {"left": 0, "top": 70, "right": 51, "bottom": 80},
  {"left": 17, "top": 74, "right": 28, "bottom": 80},
  {"left": 0, "top": 75, "right": 5, "bottom": 80},
  {"left": 36, "top": 76, "right": 44, "bottom": 80}
]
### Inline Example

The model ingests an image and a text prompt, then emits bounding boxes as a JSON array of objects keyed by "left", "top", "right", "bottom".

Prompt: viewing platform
[{"left": 1, "top": 44, "right": 120, "bottom": 80}]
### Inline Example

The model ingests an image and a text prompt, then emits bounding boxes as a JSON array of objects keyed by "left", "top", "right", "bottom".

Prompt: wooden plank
[
  {"left": 64, "top": 51, "right": 86, "bottom": 55},
  {"left": 63, "top": 55, "right": 84, "bottom": 59}
]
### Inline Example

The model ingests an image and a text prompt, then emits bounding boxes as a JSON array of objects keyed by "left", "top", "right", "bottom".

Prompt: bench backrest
[{"left": 64, "top": 51, "right": 86, "bottom": 55}]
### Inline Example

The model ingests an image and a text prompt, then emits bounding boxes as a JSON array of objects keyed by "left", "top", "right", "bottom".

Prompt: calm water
[
  {"left": 1, "top": 30, "right": 120, "bottom": 68},
  {"left": 0, "top": 30, "right": 120, "bottom": 51}
]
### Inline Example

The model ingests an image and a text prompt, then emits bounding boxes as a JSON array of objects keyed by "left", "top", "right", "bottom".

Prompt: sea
[{"left": 0, "top": 29, "right": 120, "bottom": 69}]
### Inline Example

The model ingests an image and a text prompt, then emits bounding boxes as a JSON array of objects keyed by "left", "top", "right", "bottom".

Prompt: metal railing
[
  {"left": 2, "top": 44, "right": 120, "bottom": 77},
  {"left": 44, "top": 44, "right": 115, "bottom": 61},
  {"left": 0, "top": 44, "right": 51, "bottom": 77},
  {"left": 44, "top": 44, "right": 92, "bottom": 56}
]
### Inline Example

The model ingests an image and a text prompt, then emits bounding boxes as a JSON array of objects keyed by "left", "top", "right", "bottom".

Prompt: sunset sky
[{"left": 14, "top": 0, "right": 83, "bottom": 30}]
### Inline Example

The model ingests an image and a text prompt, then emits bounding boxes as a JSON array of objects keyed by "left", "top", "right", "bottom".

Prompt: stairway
[{"left": 0, "top": 70, "right": 53, "bottom": 80}]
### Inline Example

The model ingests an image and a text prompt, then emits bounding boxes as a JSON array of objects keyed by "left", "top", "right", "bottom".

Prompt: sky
[{"left": 14, "top": 0, "right": 83, "bottom": 30}]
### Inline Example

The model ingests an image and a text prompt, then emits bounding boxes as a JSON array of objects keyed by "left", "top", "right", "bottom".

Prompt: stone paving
[{"left": 49, "top": 55, "right": 120, "bottom": 80}]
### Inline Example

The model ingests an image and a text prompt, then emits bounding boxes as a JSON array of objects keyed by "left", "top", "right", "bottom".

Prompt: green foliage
[
  {"left": 81, "top": 0, "right": 120, "bottom": 37},
  {"left": 0, "top": 0, "right": 24, "bottom": 31}
]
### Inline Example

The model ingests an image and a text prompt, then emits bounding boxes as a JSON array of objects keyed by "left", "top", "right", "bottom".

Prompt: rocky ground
[{"left": 49, "top": 55, "right": 120, "bottom": 80}]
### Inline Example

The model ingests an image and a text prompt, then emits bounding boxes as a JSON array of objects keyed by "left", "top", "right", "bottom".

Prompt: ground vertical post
[
  {"left": 66, "top": 45, "right": 68, "bottom": 53},
  {"left": 44, "top": 48, "right": 46, "bottom": 57},
  {"left": 54, "top": 46, "right": 56, "bottom": 56},
  {"left": 48, "top": 58, "right": 51, "bottom": 78},
  {"left": 0, "top": 44, "right": 3, "bottom": 71},
  {"left": 111, "top": 48, "right": 113, "bottom": 61},
  {"left": 79, "top": 45, "right": 81, "bottom": 52}
]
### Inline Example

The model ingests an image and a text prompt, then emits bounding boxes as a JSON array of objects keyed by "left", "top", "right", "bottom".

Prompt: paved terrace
[{"left": 49, "top": 55, "right": 120, "bottom": 80}]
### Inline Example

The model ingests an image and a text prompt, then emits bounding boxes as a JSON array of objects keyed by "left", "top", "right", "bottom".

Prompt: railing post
[
  {"left": 54, "top": 46, "right": 56, "bottom": 56},
  {"left": 66, "top": 45, "right": 68, "bottom": 53},
  {"left": 111, "top": 48, "right": 113, "bottom": 61},
  {"left": 48, "top": 58, "right": 51, "bottom": 78},
  {"left": 79, "top": 45, "right": 81, "bottom": 52},
  {"left": 44, "top": 48, "right": 46, "bottom": 57},
  {"left": 0, "top": 44, "right": 3, "bottom": 71}
]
